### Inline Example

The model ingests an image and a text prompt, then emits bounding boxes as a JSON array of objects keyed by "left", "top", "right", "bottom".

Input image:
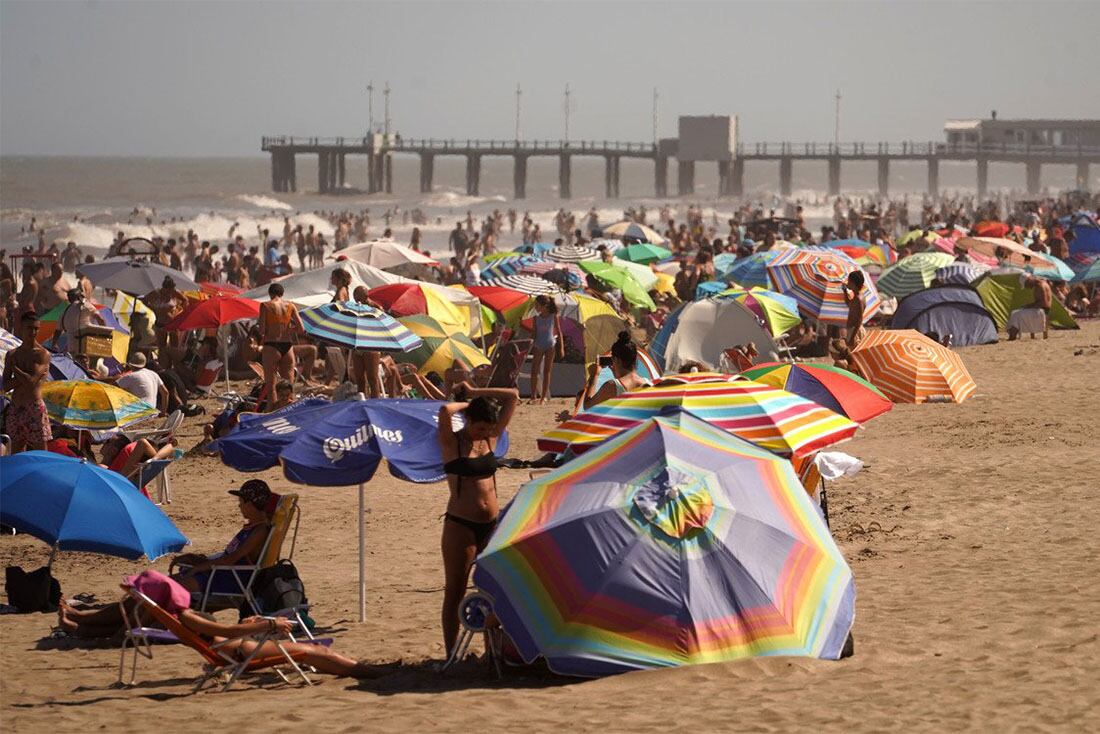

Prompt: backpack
[
  {"left": 5, "top": 565, "right": 62, "bottom": 613},
  {"left": 244, "top": 560, "right": 307, "bottom": 618}
]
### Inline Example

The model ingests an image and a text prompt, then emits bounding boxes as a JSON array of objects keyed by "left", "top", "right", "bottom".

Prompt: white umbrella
[
  {"left": 78, "top": 257, "right": 199, "bottom": 295},
  {"left": 335, "top": 240, "right": 439, "bottom": 270},
  {"left": 956, "top": 237, "right": 1055, "bottom": 270},
  {"left": 600, "top": 221, "right": 667, "bottom": 245}
]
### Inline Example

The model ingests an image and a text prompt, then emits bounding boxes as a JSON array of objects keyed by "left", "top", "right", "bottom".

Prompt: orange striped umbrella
[{"left": 850, "top": 330, "right": 976, "bottom": 404}]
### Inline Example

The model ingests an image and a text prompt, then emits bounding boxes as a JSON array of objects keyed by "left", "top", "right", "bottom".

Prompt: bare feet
[{"left": 57, "top": 601, "right": 78, "bottom": 634}]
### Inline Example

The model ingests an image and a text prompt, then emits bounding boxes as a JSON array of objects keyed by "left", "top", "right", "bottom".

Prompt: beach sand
[{"left": 2, "top": 322, "right": 1098, "bottom": 732}]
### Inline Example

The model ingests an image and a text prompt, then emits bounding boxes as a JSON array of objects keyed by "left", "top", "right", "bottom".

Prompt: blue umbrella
[
  {"left": 723, "top": 250, "right": 780, "bottom": 288},
  {"left": 649, "top": 301, "right": 686, "bottom": 370},
  {"left": 0, "top": 452, "right": 189, "bottom": 560},
  {"left": 48, "top": 352, "right": 90, "bottom": 381},
  {"left": 1030, "top": 254, "right": 1075, "bottom": 282},
  {"left": 299, "top": 301, "right": 423, "bottom": 352},
  {"left": 213, "top": 397, "right": 510, "bottom": 620}
]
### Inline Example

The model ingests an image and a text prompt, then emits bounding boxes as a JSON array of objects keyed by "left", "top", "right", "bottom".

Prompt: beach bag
[
  {"left": 247, "top": 560, "right": 307, "bottom": 617},
  {"left": 5, "top": 565, "right": 61, "bottom": 613}
]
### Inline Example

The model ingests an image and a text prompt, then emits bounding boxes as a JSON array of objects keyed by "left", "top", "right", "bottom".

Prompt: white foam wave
[
  {"left": 236, "top": 194, "right": 293, "bottom": 211},
  {"left": 420, "top": 189, "right": 507, "bottom": 209},
  {"left": 59, "top": 210, "right": 336, "bottom": 250}
]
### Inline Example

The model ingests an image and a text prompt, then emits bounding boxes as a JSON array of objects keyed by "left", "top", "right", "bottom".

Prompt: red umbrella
[
  {"left": 367, "top": 283, "right": 430, "bottom": 316},
  {"left": 199, "top": 281, "right": 244, "bottom": 297},
  {"left": 465, "top": 285, "right": 530, "bottom": 313},
  {"left": 972, "top": 221, "right": 1009, "bottom": 238},
  {"left": 164, "top": 295, "right": 260, "bottom": 331}
]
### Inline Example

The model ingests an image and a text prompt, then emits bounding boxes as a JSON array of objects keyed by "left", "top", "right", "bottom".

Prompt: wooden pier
[{"left": 262, "top": 136, "right": 1099, "bottom": 199}]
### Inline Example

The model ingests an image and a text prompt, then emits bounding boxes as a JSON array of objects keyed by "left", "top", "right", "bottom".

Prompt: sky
[{"left": 2, "top": 0, "right": 1098, "bottom": 157}]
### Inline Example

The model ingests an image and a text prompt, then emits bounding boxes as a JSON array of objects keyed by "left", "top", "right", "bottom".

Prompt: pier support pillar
[
  {"left": 828, "top": 157, "right": 841, "bottom": 196},
  {"left": 513, "top": 155, "right": 528, "bottom": 199},
  {"left": 465, "top": 154, "right": 481, "bottom": 196},
  {"left": 329, "top": 152, "right": 339, "bottom": 192},
  {"left": 1026, "top": 161, "right": 1041, "bottom": 196},
  {"left": 271, "top": 153, "right": 281, "bottom": 192},
  {"left": 677, "top": 160, "right": 695, "bottom": 196},
  {"left": 779, "top": 158, "right": 792, "bottom": 197},
  {"left": 976, "top": 158, "right": 989, "bottom": 200},
  {"left": 605, "top": 156, "right": 621, "bottom": 198},
  {"left": 420, "top": 153, "right": 435, "bottom": 194},
  {"left": 287, "top": 153, "right": 296, "bottom": 192},
  {"left": 318, "top": 152, "right": 330, "bottom": 193},
  {"left": 654, "top": 157, "right": 669, "bottom": 198},
  {"left": 337, "top": 154, "right": 346, "bottom": 189},
  {"left": 717, "top": 160, "right": 731, "bottom": 197},
  {"left": 1077, "top": 161, "right": 1091, "bottom": 191},
  {"left": 877, "top": 157, "right": 890, "bottom": 197},
  {"left": 366, "top": 154, "right": 377, "bottom": 193},
  {"left": 731, "top": 158, "right": 744, "bottom": 197},
  {"left": 927, "top": 158, "right": 939, "bottom": 198},
  {"left": 384, "top": 154, "right": 393, "bottom": 194},
  {"left": 559, "top": 154, "right": 572, "bottom": 199}
]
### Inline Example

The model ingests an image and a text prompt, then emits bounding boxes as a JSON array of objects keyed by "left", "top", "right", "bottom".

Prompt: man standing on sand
[
  {"left": 1, "top": 312, "right": 53, "bottom": 452},
  {"left": 844, "top": 270, "right": 866, "bottom": 349}
]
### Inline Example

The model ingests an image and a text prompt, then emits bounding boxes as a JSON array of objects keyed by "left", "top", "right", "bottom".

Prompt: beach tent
[
  {"left": 1069, "top": 215, "right": 1100, "bottom": 255},
  {"left": 658, "top": 297, "right": 777, "bottom": 372},
  {"left": 890, "top": 286, "right": 998, "bottom": 346},
  {"left": 243, "top": 261, "right": 483, "bottom": 337},
  {"left": 972, "top": 272, "right": 1078, "bottom": 331}
]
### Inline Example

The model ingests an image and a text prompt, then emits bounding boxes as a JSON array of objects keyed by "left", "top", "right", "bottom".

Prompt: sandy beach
[{"left": 2, "top": 321, "right": 1097, "bottom": 732}]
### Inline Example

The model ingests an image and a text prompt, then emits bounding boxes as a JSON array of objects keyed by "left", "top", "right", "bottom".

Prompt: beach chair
[
  {"left": 441, "top": 591, "right": 502, "bottom": 679},
  {"left": 137, "top": 457, "right": 175, "bottom": 505},
  {"left": 117, "top": 587, "right": 312, "bottom": 692},
  {"left": 479, "top": 338, "right": 532, "bottom": 389},
  {"left": 190, "top": 494, "right": 301, "bottom": 618},
  {"left": 127, "top": 410, "right": 183, "bottom": 443}
]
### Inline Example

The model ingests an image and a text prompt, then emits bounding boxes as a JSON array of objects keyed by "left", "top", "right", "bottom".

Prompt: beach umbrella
[
  {"left": 972, "top": 272, "right": 1078, "bottom": 331},
  {"left": 47, "top": 352, "right": 90, "bottom": 382},
  {"left": 367, "top": 282, "right": 467, "bottom": 332},
  {"left": 336, "top": 240, "right": 438, "bottom": 269},
  {"left": 481, "top": 254, "right": 544, "bottom": 280},
  {"left": 299, "top": 301, "right": 423, "bottom": 352},
  {"left": 615, "top": 243, "right": 672, "bottom": 265},
  {"left": 1070, "top": 256, "right": 1100, "bottom": 284},
  {"left": 615, "top": 258, "right": 659, "bottom": 291},
  {"left": 714, "top": 286, "right": 802, "bottom": 336},
  {"left": 898, "top": 229, "right": 934, "bottom": 247},
  {"left": 876, "top": 252, "right": 956, "bottom": 298},
  {"left": 0, "top": 328, "right": 22, "bottom": 388},
  {"left": 0, "top": 452, "right": 189, "bottom": 561},
  {"left": 519, "top": 260, "right": 585, "bottom": 289},
  {"left": 482, "top": 274, "right": 563, "bottom": 296},
  {"left": 935, "top": 262, "right": 990, "bottom": 286},
  {"left": 77, "top": 257, "right": 199, "bottom": 295},
  {"left": 111, "top": 291, "right": 157, "bottom": 332},
  {"left": 547, "top": 244, "right": 599, "bottom": 263},
  {"left": 650, "top": 297, "right": 777, "bottom": 373},
  {"left": 863, "top": 243, "right": 898, "bottom": 268},
  {"left": 601, "top": 221, "right": 666, "bottom": 244},
  {"left": 740, "top": 362, "right": 892, "bottom": 424},
  {"left": 212, "top": 397, "right": 509, "bottom": 621},
  {"left": 522, "top": 292, "right": 626, "bottom": 362},
  {"left": 514, "top": 242, "right": 555, "bottom": 257},
  {"left": 972, "top": 221, "right": 1010, "bottom": 238},
  {"left": 464, "top": 285, "right": 531, "bottom": 314},
  {"left": 766, "top": 248, "right": 881, "bottom": 325},
  {"left": 42, "top": 380, "right": 157, "bottom": 430},
  {"left": 594, "top": 347, "right": 661, "bottom": 391},
  {"left": 956, "top": 236, "right": 1055, "bottom": 270},
  {"left": 849, "top": 329, "right": 977, "bottom": 404},
  {"left": 163, "top": 295, "right": 260, "bottom": 331},
  {"left": 198, "top": 281, "right": 244, "bottom": 297},
  {"left": 394, "top": 314, "right": 489, "bottom": 376},
  {"left": 538, "top": 375, "right": 857, "bottom": 458},
  {"left": 1030, "top": 255, "right": 1075, "bottom": 282},
  {"left": 721, "top": 250, "right": 780, "bottom": 288},
  {"left": 476, "top": 410, "right": 855, "bottom": 677},
  {"left": 578, "top": 261, "right": 656, "bottom": 310}
]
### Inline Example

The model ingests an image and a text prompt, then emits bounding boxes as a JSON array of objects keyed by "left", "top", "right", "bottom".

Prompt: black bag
[
  {"left": 244, "top": 560, "right": 307, "bottom": 618},
  {"left": 5, "top": 565, "right": 62, "bottom": 613}
]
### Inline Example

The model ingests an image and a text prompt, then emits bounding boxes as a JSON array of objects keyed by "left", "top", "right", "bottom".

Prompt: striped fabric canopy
[
  {"left": 877, "top": 252, "right": 956, "bottom": 298},
  {"left": 520, "top": 259, "right": 585, "bottom": 289},
  {"left": 394, "top": 314, "right": 488, "bottom": 376},
  {"left": 537, "top": 376, "right": 858, "bottom": 458},
  {"left": 720, "top": 250, "right": 780, "bottom": 288},
  {"left": 41, "top": 380, "right": 158, "bottom": 430},
  {"left": 601, "top": 221, "right": 666, "bottom": 245},
  {"left": 482, "top": 274, "right": 564, "bottom": 296},
  {"left": 935, "top": 262, "right": 990, "bottom": 286},
  {"left": 766, "top": 248, "right": 881, "bottom": 325},
  {"left": 299, "top": 301, "right": 423, "bottom": 352},
  {"left": 475, "top": 410, "right": 855, "bottom": 677},
  {"left": 547, "top": 244, "right": 599, "bottom": 263},
  {"left": 850, "top": 329, "right": 976, "bottom": 404},
  {"left": 481, "top": 255, "right": 544, "bottom": 280}
]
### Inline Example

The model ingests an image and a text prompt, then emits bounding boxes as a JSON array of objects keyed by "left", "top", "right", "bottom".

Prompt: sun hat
[
  {"left": 121, "top": 569, "right": 191, "bottom": 614},
  {"left": 127, "top": 352, "right": 147, "bottom": 369}
]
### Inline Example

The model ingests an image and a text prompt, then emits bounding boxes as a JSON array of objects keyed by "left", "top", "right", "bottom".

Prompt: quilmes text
[{"left": 322, "top": 423, "right": 405, "bottom": 462}]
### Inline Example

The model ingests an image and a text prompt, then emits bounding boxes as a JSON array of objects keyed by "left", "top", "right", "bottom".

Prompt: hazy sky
[{"left": 2, "top": 1, "right": 1098, "bottom": 157}]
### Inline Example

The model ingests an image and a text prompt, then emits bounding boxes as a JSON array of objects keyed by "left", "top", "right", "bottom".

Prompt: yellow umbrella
[
  {"left": 394, "top": 315, "right": 490, "bottom": 377},
  {"left": 41, "top": 380, "right": 158, "bottom": 430}
]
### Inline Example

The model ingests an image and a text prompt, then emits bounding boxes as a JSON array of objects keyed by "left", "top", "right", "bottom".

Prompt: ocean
[{"left": 1, "top": 155, "right": 1093, "bottom": 256}]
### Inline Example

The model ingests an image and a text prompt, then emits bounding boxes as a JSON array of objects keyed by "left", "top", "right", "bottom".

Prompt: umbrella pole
[
  {"left": 358, "top": 482, "right": 366, "bottom": 623},
  {"left": 221, "top": 328, "right": 231, "bottom": 395}
]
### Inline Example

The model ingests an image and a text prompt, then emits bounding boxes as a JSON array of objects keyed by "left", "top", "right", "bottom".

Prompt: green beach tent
[{"left": 973, "top": 273, "right": 1078, "bottom": 331}]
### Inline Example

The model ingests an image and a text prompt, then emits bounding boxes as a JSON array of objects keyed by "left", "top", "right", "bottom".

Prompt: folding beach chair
[
  {"left": 117, "top": 587, "right": 312, "bottom": 692},
  {"left": 441, "top": 591, "right": 503, "bottom": 679},
  {"left": 479, "top": 338, "right": 532, "bottom": 389},
  {"left": 137, "top": 457, "right": 175, "bottom": 505}
]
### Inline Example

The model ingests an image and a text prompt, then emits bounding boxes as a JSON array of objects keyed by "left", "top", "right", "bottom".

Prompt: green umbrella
[
  {"left": 578, "top": 261, "right": 656, "bottom": 310},
  {"left": 877, "top": 252, "right": 955, "bottom": 298},
  {"left": 615, "top": 243, "right": 672, "bottom": 265}
]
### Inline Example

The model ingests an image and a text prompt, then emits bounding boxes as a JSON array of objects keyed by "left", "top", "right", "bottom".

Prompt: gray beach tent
[{"left": 890, "top": 286, "right": 998, "bottom": 346}]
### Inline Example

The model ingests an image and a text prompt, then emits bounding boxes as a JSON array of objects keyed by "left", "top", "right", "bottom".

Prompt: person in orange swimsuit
[{"left": 256, "top": 283, "right": 302, "bottom": 409}]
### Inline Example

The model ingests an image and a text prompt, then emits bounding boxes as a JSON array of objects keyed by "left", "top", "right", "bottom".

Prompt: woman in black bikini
[
  {"left": 257, "top": 283, "right": 302, "bottom": 409},
  {"left": 437, "top": 382, "right": 517, "bottom": 654}
]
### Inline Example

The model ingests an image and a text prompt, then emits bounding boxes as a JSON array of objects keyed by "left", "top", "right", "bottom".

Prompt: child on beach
[{"left": 528, "top": 295, "right": 563, "bottom": 404}]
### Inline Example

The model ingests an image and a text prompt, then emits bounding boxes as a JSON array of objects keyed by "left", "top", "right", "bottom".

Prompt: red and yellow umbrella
[{"left": 849, "top": 329, "right": 976, "bottom": 404}]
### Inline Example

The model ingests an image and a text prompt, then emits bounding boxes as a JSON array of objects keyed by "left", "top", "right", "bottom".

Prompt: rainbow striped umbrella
[
  {"left": 766, "top": 248, "right": 881, "bottom": 325},
  {"left": 299, "top": 301, "right": 423, "bottom": 352},
  {"left": 849, "top": 329, "right": 976, "bottom": 404},
  {"left": 41, "top": 380, "right": 158, "bottom": 430},
  {"left": 537, "top": 376, "right": 858, "bottom": 458},
  {"left": 475, "top": 410, "right": 855, "bottom": 677},
  {"left": 740, "top": 362, "right": 892, "bottom": 424}
]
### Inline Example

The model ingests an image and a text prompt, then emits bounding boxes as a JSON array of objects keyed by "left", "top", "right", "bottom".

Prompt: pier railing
[
  {"left": 262, "top": 136, "right": 657, "bottom": 153},
  {"left": 738, "top": 141, "right": 1100, "bottom": 158}
]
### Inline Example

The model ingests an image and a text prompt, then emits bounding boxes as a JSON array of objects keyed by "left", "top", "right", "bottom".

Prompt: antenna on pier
[
  {"left": 515, "top": 83, "right": 522, "bottom": 143},
  {"left": 366, "top": 81, "right": 374, "bottom": 135},
  {"left": 563, "top": 83, "right": 572, "bottom": 143},
  {"left": 834, "top": 88, "right": 841, "bottom": 147},
  {"left": 384, "top": 82, "right": 391, "bottom": 136},
  {"left": 652, "top": 86, "right": 659, "bottom": 145}
]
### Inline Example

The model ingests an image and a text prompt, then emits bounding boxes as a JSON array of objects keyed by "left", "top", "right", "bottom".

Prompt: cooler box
[{"left": 78, "top": 326, "right": 115, "bottom": 359}]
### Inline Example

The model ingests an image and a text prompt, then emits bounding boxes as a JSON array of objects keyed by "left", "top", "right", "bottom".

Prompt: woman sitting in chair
[
  {"left": 169, "top": 479, "right": 274, "bottom": 595},
  {"left": 57, "top": 570, "right": 383, "bottom": 678},
  {"left": 100, "top": 434, "right": 176, "bottom": 498}
]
